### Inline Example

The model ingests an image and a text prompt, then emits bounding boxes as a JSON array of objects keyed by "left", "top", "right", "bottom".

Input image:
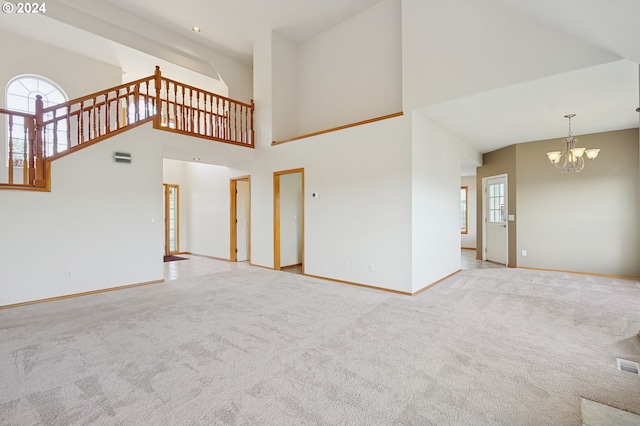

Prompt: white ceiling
[{"left": 1, "top": 0, "right": 638, "bottom": 167}]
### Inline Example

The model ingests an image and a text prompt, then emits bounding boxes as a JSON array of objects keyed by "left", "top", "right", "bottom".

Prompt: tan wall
[
  {"left": 516, "top": 128, "right": 639, "bottom": 277},
  {"left": 476, "top": 144, "right": 518, "bottom": 266}
]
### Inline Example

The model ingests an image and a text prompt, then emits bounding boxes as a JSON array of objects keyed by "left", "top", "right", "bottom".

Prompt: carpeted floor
[{"left": 1, "top": 266, "right": 639, "bottom": 425}]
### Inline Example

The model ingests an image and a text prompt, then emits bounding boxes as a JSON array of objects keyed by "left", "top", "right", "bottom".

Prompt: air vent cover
[{"left": 617, "top": 358, "right": 640, "bottom": 375}]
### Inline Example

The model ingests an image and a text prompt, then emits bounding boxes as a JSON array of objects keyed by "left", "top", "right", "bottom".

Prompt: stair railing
[
  {"left": 1, "top": 66, "right": 254, "bottom": 190},
  {"left": 41, "top": 74, "right": 157, "bottom": 160},
  {"left": 0, "top": 107, "right": 44, "bottom": 188},
  {"left": 153, "top": 67, "right": 254, "bottom": 147}
]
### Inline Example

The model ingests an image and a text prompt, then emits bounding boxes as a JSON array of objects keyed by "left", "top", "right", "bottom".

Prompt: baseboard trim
[
  {"left": 281, "top": 263, "right": 302, "bottom": 269},
  {"left": 461, "top": 247, "right": 476, "bottom": 251},
  {"left": 0, "top": 279, "right": 165, "bottom": 310},
  {"left": 518, "top": 266, "right": 640, "bottom": 281},
  {"left": 249, "top": 263, "right": 274, "bottom": 270},
  {"left": 412, "top": 269, "right": 462, "bottom": 296},
  {"left": 186, "top": 252, "right": 232, "bottom": 262},
  {"left": 303, "top": 273, "right": 412, "bottom": 296}
]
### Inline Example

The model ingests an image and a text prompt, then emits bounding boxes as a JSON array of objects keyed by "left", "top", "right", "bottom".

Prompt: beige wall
[
  {"left": 476, "top": 144, "right": 518, "bottom": 267},
  {"left": 477, "top": 128, "right": 639, "bottom": 277},
  {"left": 517, "top": 128, "right": 639, "bottom": 277}
]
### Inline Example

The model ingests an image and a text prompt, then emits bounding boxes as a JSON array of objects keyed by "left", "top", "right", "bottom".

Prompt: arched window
[{"left": 6, "top": 75, "right": 68, "bottom": 166}]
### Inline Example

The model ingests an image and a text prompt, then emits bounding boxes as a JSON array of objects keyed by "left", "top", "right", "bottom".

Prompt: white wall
[
  {"left": 461, "top": 175, "right": 477, "bottom": 249},
  {"left": 411, "top": 113, "right": 465, "bottom": 292},
  {"left": 279, "top": 172, "right": 303, "bottom": 266},
  {"left": 0, "top": 124, "right": 164, "bottom": 306},
  {"left": 296, "top": 0, "right": 402, "bottom": 135},
  {"left": 272, "top": 32, "right": 299, "bottom": 141},
  {"left": 247, "top": 114, "right": 414, "bottom": 292},
  {"left": 183, "top": 163, "right": 248, "bottom": 259},
  {"left": 401, "top": 0, "right": 620, "bottom": 110},
  {"left": 0, "top": 28, "right": 122, "bottom": 183}
]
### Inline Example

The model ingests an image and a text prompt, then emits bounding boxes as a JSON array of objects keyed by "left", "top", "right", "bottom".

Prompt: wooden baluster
[
  {"left": 33, "top": 95, "right": 44, "bottom": 187},
  {"left": 134, "top": 85, "right": 140, "bottom": 122},
  {"left": 52, "top": 109, "right": 58, "bottom": 154},
  {"left": 26, "top": 115, "right": 35, "bottom": 183},
  {"left": 144, "top": 80, "right": 149, "bottom": 118},
  {"left": 181, "top": 86, "right": 186, "bottom": 131},
  {"left": 189, "top": 88, "right": 194, "bottom": 132},
  {"left": 196, "top": 90, "right": 201, "bottom": 134},
  {"left": 242, "top": 105, "right": 246, "bottom": 144},
  {"left": 234, "top": 103, "right": 238, "bottom": 142},
  {"left": 215, "top": 97, "right": 220, "bottom": 139},
  {"left": 115, "top": 90, "right": 121, "bottom": 129},
  {"left": 173, "top": 83, "right": 178, "bottom": 129},
  {"left": 154, "top": 66, "right": 162, "bottom": 127},
  {"left": 225, "top": 100, "right": 230, "bottom": 140},
  {"left": 93, "top": 99, "right": 98, "bottom": 139},
  {"left": 22, "top": 117, "right": 28, "bottom": 181},
  {"left": 250, "top": 100, "right": 254, "bottom": 146},
  {"left": 79, "top": 101, "right": 84, "bottom": 143},
  {"left": 66, "top": 107, "right": 72, "bottom": 148},
  {"left": 208, "top": 94, "right": 213, "bottom": 136},
  {"left": 105, "top": 92, "right": 110, "bottom": 135},
  {"left": 7, "top": 115, "right": 13, "bottom": 184}
]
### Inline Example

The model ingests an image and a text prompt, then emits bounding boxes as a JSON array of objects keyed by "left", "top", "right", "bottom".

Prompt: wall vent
[
  {"left": 114, "top": 152, "right": 132, "bottom": 163},
  {"left": 616, "top": 358, "right": 640, "bottom": 375}
]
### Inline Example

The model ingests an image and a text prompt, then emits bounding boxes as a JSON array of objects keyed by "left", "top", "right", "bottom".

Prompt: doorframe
[
  {"left": 230, "top": 175, "right": 251, "bottom": 262},
  {"left": 163, "top": 183, "right": 180, "bottom": 256},
  {"left": 273, "top": 168, "right": 304, "bottom": 271},
  {"left": 481, "top": 173, "right": 508, "bottom": 264}
]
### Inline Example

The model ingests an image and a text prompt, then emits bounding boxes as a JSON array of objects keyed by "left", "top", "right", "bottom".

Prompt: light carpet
[{"left": 1, "top": 267, "right": 639, "bottom": 425}]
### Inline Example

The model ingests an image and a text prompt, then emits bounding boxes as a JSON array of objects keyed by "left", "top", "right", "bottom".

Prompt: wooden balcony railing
[
  {"left": 1, "top": 66, "right": 254, "bottom": 189},
  {"left": 0, "top": 107, "right": 45, "bottom": 188}
]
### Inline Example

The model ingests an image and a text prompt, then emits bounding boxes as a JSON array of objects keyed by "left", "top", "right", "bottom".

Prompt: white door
[
  {"left": 236, "top": 180, "right": 250, "bottom": 261},
  {"left": 485, "top": 175, "right": 507, "bottom": 264}
]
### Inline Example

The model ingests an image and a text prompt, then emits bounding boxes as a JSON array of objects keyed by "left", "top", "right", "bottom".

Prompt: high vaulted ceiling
[{"left": 0, "top": 0, "right": 638, "bottom": 165}]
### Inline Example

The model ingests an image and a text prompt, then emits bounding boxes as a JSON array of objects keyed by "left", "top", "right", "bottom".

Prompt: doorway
[
  {"left": 482, "top": 174, "right": 508, "bottom": 265},
  {"left": 163, "top": 183, "right": 180, "bottom": 256},
  {"left": 273, "top": 168, "right": 304, "bottom": 272},
  {"left": 230, "top": 176, "right": 251, "bottom": 262}
]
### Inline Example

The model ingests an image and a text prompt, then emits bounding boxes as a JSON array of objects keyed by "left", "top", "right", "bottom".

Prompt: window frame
[{"left": 5, "top": 74, "right": 68, "bottom": 166}]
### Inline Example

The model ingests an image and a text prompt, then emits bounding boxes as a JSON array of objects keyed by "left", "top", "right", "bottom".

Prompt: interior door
[
  {"left": 485, "top": 175, "right": 507, "bottom": 264},
  {"left": 164, "top": 184, "right": 179, "bottom": 256},
  {"left": 235, "top": 180, "right": 250, "bottom": 261}
]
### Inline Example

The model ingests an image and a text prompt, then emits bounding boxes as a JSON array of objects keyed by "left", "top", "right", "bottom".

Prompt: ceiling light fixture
[
  {"left": 546, "top": 114, "right": 600, "bottom": 173},
  {"left": 192, "top": 27, "right": 201, "bottom": 33},
  {"left": 192, "top": 157, "right": 201, "bottom": 161}
]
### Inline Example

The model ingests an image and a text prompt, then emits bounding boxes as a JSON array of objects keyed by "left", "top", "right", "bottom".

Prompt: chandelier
[{"left": 546, "top": 114, "right": 600, "bottom": 173}]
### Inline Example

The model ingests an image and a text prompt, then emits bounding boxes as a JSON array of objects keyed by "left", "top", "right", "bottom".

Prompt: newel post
[
  {"left": 33, "top": 95, "right": 46, "bottom": 187},
  {"left": 154, "top": 66, "right": 162, "bottom": 127}
]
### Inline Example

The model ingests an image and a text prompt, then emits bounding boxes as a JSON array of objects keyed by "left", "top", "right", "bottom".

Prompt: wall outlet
[
  {"left": 66, "top": 271, "right": 72, "bottom": 279},
  {"left": 521, "top": 250, "right": 527, "bottom": 257},
  {"left": 369, "top": 264, "right": 375, "bottom": 272}
]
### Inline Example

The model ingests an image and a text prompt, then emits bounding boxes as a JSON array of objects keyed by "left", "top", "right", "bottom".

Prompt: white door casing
[{"left": 484, "top": 175, "right": 508, "bottom": 265}]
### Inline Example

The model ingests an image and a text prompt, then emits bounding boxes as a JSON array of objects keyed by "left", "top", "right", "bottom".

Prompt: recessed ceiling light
[
  {"left": 192, "top": 157, "right": 201, "bottom": 161},
  {"left": 192, "top": 27, "right": 201, "bottom": 33}
]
